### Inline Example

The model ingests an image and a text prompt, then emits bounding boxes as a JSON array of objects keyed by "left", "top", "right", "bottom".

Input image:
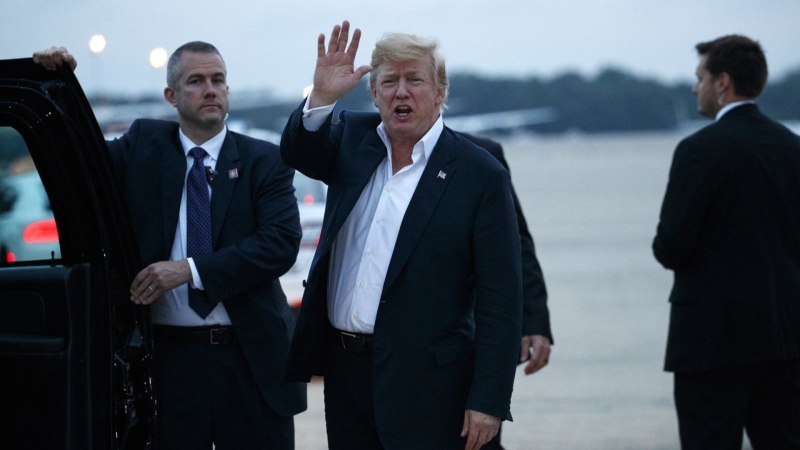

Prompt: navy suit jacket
[
  {"left": 280, "top": 105, "right": 522, "bottom": 448},
  {"left": 107, "top": 119, "right": 307, "bottom": 416},
  {"left": 461, "top": 133, "right": 552, "bottom": 342},
  {"left": 654, "top": 104, "right": 800, "bottom": 373}
]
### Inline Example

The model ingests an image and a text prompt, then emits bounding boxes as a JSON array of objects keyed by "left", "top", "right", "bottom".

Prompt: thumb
[
  {"left": 62, "top": 52, "right": 78, "bottom": 71},
  {"left": 460, "top": 410, "right": 470, "bottom": 437},
  {"left": 354, "top": 65, "right": 373, "bottom": 79},
  {"left": 519, "top": 336, "right": 533, "bottom": 362}
]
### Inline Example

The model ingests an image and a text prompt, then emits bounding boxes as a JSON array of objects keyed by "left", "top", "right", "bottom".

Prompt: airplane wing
[{"left": 444, "top": 107, "right": 557, "bottom": 134}]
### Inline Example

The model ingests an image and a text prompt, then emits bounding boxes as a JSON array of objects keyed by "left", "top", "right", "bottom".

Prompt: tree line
[
  {"left": 123, "top": 65, "right": 800, "bottom": 135},
  {"left": 325, "top": 65, "right": 800, "bottom": 134}
]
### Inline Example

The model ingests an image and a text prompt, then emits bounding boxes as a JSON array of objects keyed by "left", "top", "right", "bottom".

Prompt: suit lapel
[
  {"left": 161, "top": 132, "right": 186, "bottom": 257},
  {"left": 382, "top": 129, "right": 457, "bottom": 293},
  {"left": 210, "top": 131, "right": 239, "bottom": 248}
]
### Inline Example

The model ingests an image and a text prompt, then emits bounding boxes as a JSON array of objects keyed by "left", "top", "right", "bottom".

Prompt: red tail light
[
  {"left": 303, "top": 194, "right": 315, "bottom": 205},
  {"left": 22, "top": 218, "right": 59, "bottom": 243},
  {"left": 5, "top": 252, "right": 16, "bottom": 263}
]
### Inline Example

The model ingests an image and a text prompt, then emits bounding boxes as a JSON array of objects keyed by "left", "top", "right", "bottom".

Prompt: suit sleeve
[
  {"left": 279, "top": 100, "right": 339, "bottom": 183},
  {"left": 104, "top": 119, "right": 141, "bottom": 179},
  {"left": 511, "top": 187, "right": 552, "bottom": 341},
  {"left": 463, "top": 135, "right": 552, "bottom": 342},
  {"left": 467, "top": 167, "right": 523, "bottom": 420},
  {"left": 195, "top": 153, "right": 301, "bottom": 302},
  {"left": 653, "top": 136, "right": 725, "bottom": 269}
]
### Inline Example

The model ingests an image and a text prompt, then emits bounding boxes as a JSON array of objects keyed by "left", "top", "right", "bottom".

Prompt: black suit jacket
[
  {"left": 280, "top": 105, "right": 523, "bottom": 448},
  {"left": 654, "top": 104, "right": 800, "bottom": 373},
  {"left": 107, "top": 119, "right": 307, "bottom": 416},
  {"left": 461, "top": 134, "right": 552, "bottom": 342}
]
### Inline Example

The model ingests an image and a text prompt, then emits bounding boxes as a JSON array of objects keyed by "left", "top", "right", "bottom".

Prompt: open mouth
[{"left": 395, "top": 106, "right": 411, "bottom": 117}]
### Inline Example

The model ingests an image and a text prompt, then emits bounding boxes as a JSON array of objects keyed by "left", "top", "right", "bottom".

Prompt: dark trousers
[
  {"left": 154, "top": 326, "right": 294, "bottom": 450},
  {"left": 674, "top": 360, "right": 800, "bottom": 450},
  {"left": 323, "top": 330, "right": 385, "bottom": 450}
]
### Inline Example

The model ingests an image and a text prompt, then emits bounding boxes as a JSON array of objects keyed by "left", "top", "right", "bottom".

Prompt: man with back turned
[{"left": 653, "top": 35, "right": 800, "bottom": 449}]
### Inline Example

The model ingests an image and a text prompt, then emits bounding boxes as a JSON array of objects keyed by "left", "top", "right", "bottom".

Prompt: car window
[{"left": 0, "top": 126, "right": 60, "bottom": 263}]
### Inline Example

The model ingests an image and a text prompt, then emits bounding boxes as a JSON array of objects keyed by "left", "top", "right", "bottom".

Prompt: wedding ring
[{"left": 147, "top": 285, "right": 155, "bottom": 293}]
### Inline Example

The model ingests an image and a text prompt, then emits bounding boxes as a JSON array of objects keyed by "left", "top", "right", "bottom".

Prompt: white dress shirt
[
  {"left": 302, "top": 99, "right": 443, "bottom": 333},
  {"left": 150, "top": 126, "right": 232, "bottom": 326}
]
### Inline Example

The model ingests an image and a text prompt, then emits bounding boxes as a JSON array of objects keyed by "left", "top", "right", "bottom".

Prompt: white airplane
[{"left": 444, "top": 107, "right": 558, "bottom": 134}]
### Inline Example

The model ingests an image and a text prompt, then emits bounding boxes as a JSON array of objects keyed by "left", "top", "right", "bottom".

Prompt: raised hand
[{"left": 308, "top": 20, "right": 373, "bottom": 108}]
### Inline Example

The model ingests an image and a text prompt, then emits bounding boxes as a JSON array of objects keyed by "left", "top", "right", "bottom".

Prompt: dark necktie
[{"left": 186, "top": 147, "right": 216, "bottom": 319}]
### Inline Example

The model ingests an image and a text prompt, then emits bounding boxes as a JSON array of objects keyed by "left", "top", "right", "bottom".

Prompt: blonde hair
[{"left": 369, "top": 33, "right": 449, "bottom": 104}]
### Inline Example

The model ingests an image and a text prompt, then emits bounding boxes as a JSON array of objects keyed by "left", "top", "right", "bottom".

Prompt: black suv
[{"left": 0, "top": 59, "right": 154, "bottom": 449}]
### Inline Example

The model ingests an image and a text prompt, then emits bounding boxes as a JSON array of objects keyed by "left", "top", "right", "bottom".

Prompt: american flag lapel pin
[
  {"left": 228, "top": 168, "right": 239, "bottom": 179},
  {"left": 437, "top": 170, "right": 446, "bottom": 180}
]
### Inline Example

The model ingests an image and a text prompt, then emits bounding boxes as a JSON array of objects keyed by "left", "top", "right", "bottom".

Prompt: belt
[
  {"left": 333, "top": 328, "right": 374, "bottom": 354},
  {"left": 153, "top": 325, "right": 237, "bottom": 345}
]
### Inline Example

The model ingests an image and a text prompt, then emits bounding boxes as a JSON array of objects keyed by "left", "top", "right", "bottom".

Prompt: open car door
[{"left": 0, "top": 59, "right": 154, "bottom": 449}]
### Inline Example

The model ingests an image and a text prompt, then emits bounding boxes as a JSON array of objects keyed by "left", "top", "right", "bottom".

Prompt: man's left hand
[
  {"left": 520, "top": 334, "right": 551, "bottom": 375},
  {"left": 32, "top": 46, "right": 77, "bottom": 71},
  {"left": 461, "top": 409, "right": 500, "bottom": 450}
]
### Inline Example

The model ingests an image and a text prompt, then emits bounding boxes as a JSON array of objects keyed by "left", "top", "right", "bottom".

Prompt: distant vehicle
[
  {"left": 283, "top": 171, "right": 325, "bottom": 310},
  {"left": 0, "top": 169, "right": 60, "bottom": 262},
  {"left": 0, "top": 166, "right": 325, "bottom": 308}
]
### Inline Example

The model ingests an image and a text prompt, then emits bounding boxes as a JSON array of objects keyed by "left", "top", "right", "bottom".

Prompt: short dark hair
[
  {"left": 166, "top": 41, "right": 224, "bottom": 89},
  {"left": 696, "top": 35, "right": 767, "bottom": 98}
]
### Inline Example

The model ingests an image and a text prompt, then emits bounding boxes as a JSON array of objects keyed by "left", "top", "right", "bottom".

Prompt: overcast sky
[{"left": 3, "top": 0, "right": 799, "bottom": 100}]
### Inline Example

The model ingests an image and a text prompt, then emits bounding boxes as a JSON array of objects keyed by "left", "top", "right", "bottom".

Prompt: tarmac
[{"left": 291, "top": 132, "right": 754, "bottom": 450}]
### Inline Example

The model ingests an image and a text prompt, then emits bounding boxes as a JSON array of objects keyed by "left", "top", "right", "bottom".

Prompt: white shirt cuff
[
  {"left": 188, "top": 257, "right": 203, "bottom": 290},
  {"left": 302, "top": 97, "right": 336, "bottom": 132}
]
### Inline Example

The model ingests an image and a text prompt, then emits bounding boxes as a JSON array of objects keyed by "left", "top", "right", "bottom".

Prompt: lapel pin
[
  {"left": 437, "top": 170, "right": 447, "bottom": 180},
  {"left": 228, "top": 168, "right": 239, "bottom": 179}
]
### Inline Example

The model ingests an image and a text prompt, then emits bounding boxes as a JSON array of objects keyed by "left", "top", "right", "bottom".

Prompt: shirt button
[
  {"left": 358, "top": 283, "right": 364, "bottom": 289},
  {"left": 366, "top": 249, "right": 373, "bottom": 256},
  {"left": 375, "top": 218, "right": 382, "bottom": 224}
]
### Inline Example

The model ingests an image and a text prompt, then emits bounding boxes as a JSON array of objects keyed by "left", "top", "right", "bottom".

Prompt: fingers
[
  {"left": 349, "top": 28, "right": 374, "bottom": 78},
  {"left": 316, "top": 33, "right": 326, "bottom": 58},
  {"left": 130, "top": 264, "right": 162, "bottom": 305},
  {"left": 523, "top": 335, "right": 552, "bottom": 375},
  {"left": 322, "top": 20, "right": 361, "bottom": 56},
  {"left": 32, "top": 46, "right": 77, "bottom": 71},
  {"left": 460, "top": 410, "right": 470, "bottom": 438},
  {"left": 462, "top": 410, "right": 500, "bottom": 450},
  {"left": 346, "top": 27, "right": 362, "bottom": 58},
  {"left": 337, "top": 20, "right": 350, "bottom": 53},
  {"left": 354, "top": 64, "right": 373, "bottom": 79},
  {"left": 326, "top": 23, "right": 342, "bottom": 55},
  {"left": 519, "top": 335, "right": 534, "bottom": 362}
]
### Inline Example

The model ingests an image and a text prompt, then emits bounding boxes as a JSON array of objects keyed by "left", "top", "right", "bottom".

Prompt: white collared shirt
[
  {"left": 301, "top": 99, "right": 444, "bottom": 333},
  {"left": 151, "top": 126, "right": 232, "bottom": 326},
  {"left": 716, "top": 100, "right": 756, "bottom": 121}
]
